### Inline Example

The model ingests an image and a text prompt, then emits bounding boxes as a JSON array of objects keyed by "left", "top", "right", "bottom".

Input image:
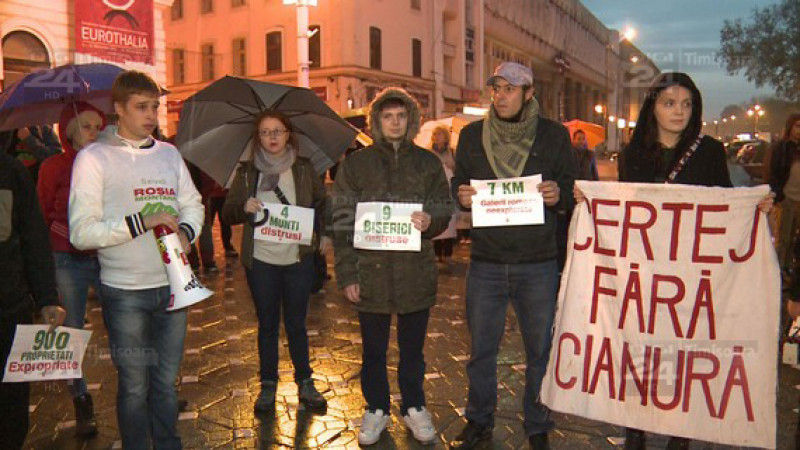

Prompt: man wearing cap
[{"left": 449, "top": 62, "right": 575, "bottom": 450}]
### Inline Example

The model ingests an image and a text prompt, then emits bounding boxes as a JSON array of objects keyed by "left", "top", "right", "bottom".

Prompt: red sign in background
[{"left": 75, "top": 0, "right": 154, "bottom": 65}]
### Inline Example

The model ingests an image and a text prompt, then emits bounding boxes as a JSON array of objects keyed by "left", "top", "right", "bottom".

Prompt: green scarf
[{"left": 482, "top": 98, "right": 539, "bottom": 178}]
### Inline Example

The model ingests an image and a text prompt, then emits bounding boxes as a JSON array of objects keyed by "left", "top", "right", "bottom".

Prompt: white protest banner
[
  {"left": 470, "top": 175, "right": 544, "bottom": 227},
  {"left": 253, "top": 203, "right": 315, "bottom": 246},
  {"left": 354, "top": 202, "right": 422, "bottom": 251},
  {"left": 541, "top": 181, "right": 780, "bottom": 449},
  {"left": 3, "top": 325, "right": 92, "bottom": 383}
]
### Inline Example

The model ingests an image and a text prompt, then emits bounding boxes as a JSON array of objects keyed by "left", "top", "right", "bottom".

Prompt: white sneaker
[
  {"left": 358, "top": 409, "right": 389, "bottom": 446},
  {"left": 403, "top": 406, "right": 437, "bottom": 443}
]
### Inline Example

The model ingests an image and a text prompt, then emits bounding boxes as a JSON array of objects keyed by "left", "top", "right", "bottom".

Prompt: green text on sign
[
  {"left": 487, "top": 181, "right": 525, "bottom": 195},
  {"left": 32, "top": 330, "right": 70, "bottom": 351}
]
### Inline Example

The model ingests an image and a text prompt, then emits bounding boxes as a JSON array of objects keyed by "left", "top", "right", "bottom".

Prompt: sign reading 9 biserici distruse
[{"left": 353, "top": 202, "right": 422, "bottom": 251}]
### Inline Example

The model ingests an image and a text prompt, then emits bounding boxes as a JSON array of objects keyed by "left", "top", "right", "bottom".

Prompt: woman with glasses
[{"left": 223, "top": 110, "right": 331, "bottom": 413}]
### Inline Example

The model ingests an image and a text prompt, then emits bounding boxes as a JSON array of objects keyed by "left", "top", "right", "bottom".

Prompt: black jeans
[
  {"left": 434, "top": 239, "right": 454, "bottom": 259},
  {"left": 359, "top": 308, "right": 429, "bottom": 415},
  {"left": 199, "top": 197, "right": 234, "bottom": 265},
  {"left": 0, "top": 309, "right": 32, "bottom": 449},
  {"left": 245, "top": 257, "right": 314, "bottom": 383}
]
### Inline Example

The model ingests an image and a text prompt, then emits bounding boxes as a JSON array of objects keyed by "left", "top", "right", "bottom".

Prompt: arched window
[{"left": 2, "top": 31, "right": 50, "bottom": 88}]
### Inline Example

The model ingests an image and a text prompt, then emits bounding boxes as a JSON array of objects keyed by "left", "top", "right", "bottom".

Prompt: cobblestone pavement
[{"left": 22, "top": 227, "right": 800, "bottom": 449}]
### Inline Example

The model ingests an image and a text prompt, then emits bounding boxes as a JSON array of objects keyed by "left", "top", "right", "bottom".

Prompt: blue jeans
[
  {"left": 100, "top": 284, "right": 187, "bottom": 450},
  {"left": 54, "top": 252, "right": 100, "bottom": 397},
  {"left": 245, "top": 256, "right": 314, "bottom": 384},
  {"left": 464, "top": 259, "right": 558, "bottom": 436}
]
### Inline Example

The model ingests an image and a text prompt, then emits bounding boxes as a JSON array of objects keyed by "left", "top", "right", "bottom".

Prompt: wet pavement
[{"left": 22, "top": 225, "right": 800, "bottom": 449}]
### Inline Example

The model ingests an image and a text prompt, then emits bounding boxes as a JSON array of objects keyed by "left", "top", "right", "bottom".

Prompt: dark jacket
[
  {"left": 766, "top": 139, "right": 799, "bottom": 203},
  {"left": 1, "top": 126, "right": 61, "bottom": 183},
  {"left": 331, "top": 88, "right": 452, "bottom": 315},
  {"left": 573, "top": 146, "right": 599, "bottom": 181},
  {"left": 222, "top": 156, "right": 326, "bottom": 269},
  {"left": 618, "top": 135, "right": 732, "bottom": 187},
  {"left": 451, "top": 117, "right": 576, "bottom": 264},
  {"left": 0, "top": 152, "right": 59, "bottom": 317}
]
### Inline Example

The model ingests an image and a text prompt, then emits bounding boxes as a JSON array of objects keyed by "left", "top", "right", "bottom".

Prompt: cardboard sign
[
  {"left": 354, "top": 202, "right": 422, "bottom": 251},
  {"left": 470, "top": 175, "right": 544, "bottom": 227},
  {"left": 254, "top": 204, "right": 315, "bottom": 246},
  {"left": 3, "top": 325, "right": 92, "bottom": 383},
  {"left": 542, "top": 181, "right": 779, "bottom": 449}
]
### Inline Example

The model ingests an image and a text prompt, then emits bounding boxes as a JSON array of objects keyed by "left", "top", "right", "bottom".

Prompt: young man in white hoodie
[{"left": 69, "top": 71, "right": 204, "bottom": 450}]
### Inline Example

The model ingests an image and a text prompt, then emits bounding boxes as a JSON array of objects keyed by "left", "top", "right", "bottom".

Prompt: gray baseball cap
[{"left": 486, "top": 62, "right": 533, "bottom": 87}]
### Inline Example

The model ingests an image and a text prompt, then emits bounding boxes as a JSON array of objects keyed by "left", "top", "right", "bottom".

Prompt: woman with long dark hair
[
  {"left": 576, "top": 72, "right": 773, "bottom": 449},
  {"left": 767, "top": 113, "right": 800, "bottom": 278},
  {"left": 222, "top": 110, "right": 330, "bottom": 413}
]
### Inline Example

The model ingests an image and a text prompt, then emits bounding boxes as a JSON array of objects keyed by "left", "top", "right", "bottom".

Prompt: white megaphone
[{"left": 154, "top": 225, "right": 214, "bottom": 311}]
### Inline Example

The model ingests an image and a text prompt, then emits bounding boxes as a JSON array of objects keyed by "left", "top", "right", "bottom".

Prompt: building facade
[
  {"left": 165, "top": 0, "right": 442, "bottom": 134},
  {"left": 1, "top": 0, "right": 173, "bottom": 107},
  {"left": 165, "top": 0, "right": 655, "bottom": 150}
]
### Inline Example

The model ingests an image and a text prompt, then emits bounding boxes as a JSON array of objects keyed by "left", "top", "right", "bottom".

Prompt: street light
[
  {"left": 729, "top": 115, "right": 736, "bottom": 137},
  {"left": 622, "top": 26, "right": 637, "bottom": 42},
  {"left": 713, "top": 120, "right": 719, "bottom": 138},
  {"left": 722, "top": 117, "right": 728, "bottom": 140},
  {"left": 594, "top": 104, "right": 606, "bottom": 126},
  {"left": 747, "top": 105, "right": 765, "bottom": 135},
  {"left": 283, "top": 0, "right": 318, "bottom": 88}
]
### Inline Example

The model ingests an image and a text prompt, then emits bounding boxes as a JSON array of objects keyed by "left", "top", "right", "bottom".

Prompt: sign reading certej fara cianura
[{"left": 75, "top": 0, "right": 155, "bottom": 65}]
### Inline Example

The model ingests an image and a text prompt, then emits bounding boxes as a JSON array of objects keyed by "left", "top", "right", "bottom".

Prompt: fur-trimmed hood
[{"left": 366, "top": 87, "right": 421, "bottom": 143}]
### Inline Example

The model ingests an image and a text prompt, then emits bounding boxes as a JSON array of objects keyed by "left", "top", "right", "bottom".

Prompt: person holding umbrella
[
  {"left": 222, "top": 110, "right": 329, "bottom": 414},
  {"left": 36, "top": 102, "right": 106, "bottom": 437}
]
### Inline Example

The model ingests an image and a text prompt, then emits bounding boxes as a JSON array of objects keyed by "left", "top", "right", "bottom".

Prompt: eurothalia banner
[
  {"left": 75, "top": 0, "right": 154, "bottom": 65},
  {"left": 541, "top": 181, "right": 779, "bottom": 449}
]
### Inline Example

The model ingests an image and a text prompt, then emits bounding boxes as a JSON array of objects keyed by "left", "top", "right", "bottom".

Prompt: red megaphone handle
[{"left": 153, "top": 224, "right": 174, "bottom": 238}]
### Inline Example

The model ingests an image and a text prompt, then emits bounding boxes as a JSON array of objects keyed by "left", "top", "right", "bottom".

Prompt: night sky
[{"left": 581, "top": 0, "right": 777, "bottom": 120}]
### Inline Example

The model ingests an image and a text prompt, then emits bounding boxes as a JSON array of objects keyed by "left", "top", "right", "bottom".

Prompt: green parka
[{"left": 331, "top": 88, "right": 453, "bottom": 314}]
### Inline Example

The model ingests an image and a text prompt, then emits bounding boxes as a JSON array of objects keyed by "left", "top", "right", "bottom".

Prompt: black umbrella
[{"left": 176, "top": 76, "right": 358, "bottom": 185}]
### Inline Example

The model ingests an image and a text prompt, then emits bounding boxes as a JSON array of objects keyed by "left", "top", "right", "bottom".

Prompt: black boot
[
  {"left": 624, "top": 428, "right": 645, "bottom": 450},
  {"left": 528, "top": 432, "right": 550, "bottom": 449},
  {"left": 73, "top": 393, "right": 98, "bottom": 437},
  {"left": 449, "top": 421, "right": 492, "bottom": 449},
  {"left": 666, "top": 436, "right": 691, "bottom": 449}
]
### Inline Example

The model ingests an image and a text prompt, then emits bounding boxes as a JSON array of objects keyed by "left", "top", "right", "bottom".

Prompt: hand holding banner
[
  {"left": 470, "top": 175, "right": 544, "bottom": 227},
  {"left": 3, "top": 325, "right": 92, "bottom": 383}
]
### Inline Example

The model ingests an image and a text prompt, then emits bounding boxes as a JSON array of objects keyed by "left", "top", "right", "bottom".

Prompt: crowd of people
[{"left": 0, "top": 62, "right": 797, "bottom": 450}]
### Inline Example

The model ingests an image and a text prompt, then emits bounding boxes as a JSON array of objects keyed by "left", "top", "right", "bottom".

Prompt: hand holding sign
[
  {"left": 410, "top": 211, "right": 432, "bottom": 232},
  {"left": 244, "top": 197, "right": 262, "bottom": 214},
  {"left": 458, "top": 185, "right": 477, "bottom": 209},
  {"left": 471, "top": 175, "right": 544, "bottom": 227},
  {"left": 40, "top": 306, "right": 66, "bottom": 333},
  {"left": 538, "top": 180, "right": 560, "bottom": 206}
]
